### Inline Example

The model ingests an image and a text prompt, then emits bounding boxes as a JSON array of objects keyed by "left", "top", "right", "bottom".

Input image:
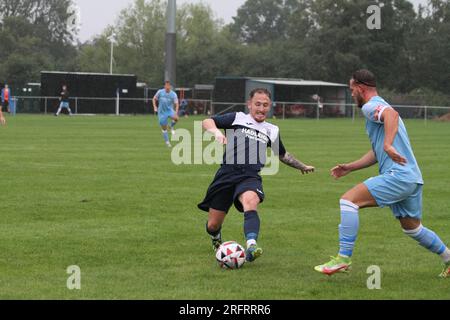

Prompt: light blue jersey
[
  {"left": 154, "top": 89, "right": 178, "bottom": 114},
  {"left": 362, "top": 96, "right": 423, "bottom": 185}
]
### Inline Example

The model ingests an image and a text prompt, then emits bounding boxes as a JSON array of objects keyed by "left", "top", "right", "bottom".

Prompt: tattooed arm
[
  {"left": 274, "top": 134, "right": 315, "bottom": 174},
  {"left": 279, "top": 152, "right": 315, "bottom": 175}
]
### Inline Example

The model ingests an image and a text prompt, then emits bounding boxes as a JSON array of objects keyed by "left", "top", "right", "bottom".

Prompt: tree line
[{"left": 0, "top": 0, "right": 449, "bottom": 103}]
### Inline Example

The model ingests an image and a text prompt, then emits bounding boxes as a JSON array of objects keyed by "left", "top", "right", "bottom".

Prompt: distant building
[{"left": 214, "top": 76, "right": 351, "bottom": 118}]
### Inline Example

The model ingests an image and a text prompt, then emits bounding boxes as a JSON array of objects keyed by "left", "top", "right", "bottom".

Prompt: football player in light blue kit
[
  {"left": 153, "top": 80, "right": 179, "bottom": 147},
  {"left": 315, "top": 69, "right": 450, "bottom": 278}
]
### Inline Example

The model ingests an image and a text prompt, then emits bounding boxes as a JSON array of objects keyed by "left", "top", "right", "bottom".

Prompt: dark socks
[
  {"left": 206, "top": 222, "right": 221, "bottom": 239},
  {"left": 244, "top": 211, "right": 260, "bottom": 245}
]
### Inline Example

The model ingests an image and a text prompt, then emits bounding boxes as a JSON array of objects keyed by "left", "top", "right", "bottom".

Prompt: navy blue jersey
[{"left": 212, "top": 112, "right": 286, "bottom": 172}]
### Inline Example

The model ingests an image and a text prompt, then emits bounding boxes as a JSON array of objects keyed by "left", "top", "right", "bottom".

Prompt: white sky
[{"left": 74, "top": 0, "right": 427, "bottom": 42}]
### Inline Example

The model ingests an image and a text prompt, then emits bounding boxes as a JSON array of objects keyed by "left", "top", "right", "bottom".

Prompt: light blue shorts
[
  {"left": 60, "top": 101, "right": 70, "bottom": 109},
  {"left": 59, "top": 101, "right": 70, "bottom": 109},
  {"left": 364, "top": 173, "right": 423, "bottom": 220},
  {"left": 158, "top": 109, "right": 176, "bottom": 126}
]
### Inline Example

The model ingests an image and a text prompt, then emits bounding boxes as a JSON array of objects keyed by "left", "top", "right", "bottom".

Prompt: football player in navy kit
[{"left": 198, "top": 88, "right": 315, "bottom": 262}]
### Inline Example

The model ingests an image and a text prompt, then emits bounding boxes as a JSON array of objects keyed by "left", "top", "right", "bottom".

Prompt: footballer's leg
[
  {"left": 56, "top": 102, "right": 63, "bottom": 116},
  {"left": 401, "top": 218, "right": 450, "bottom": 278},
  {"left": 160, "top": 123, "right": 171, "bottom": 147},
  {"left": 199, "top": 171, "right": 235, "bottom": 252},
  {"left": 395, "top": 186, "right": 450, "bottom": 278},
  {"left": 169, "top": 112, "right": 179, "bottom": 136},
  {"left": 315, "top": 183, "right": 377, "bottom": 276},
  {"left": 207, "top": 209, "right": 226, "bottom": 251},
  {"left": 239, "top": 191, "right": 263, "bottom": 262}
]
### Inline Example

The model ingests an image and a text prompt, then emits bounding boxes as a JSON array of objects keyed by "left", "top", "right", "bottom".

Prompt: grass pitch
[{"left": 0, "top": 115, "right": 449, "bottom": 299}]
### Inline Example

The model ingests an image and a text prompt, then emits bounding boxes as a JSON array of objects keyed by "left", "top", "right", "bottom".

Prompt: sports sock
[
  {"left": 441, "top": 248, "right": 450, "bottom": 263},
  {"left": 170, "top": 121, "right": 177, "bottom": 130},
  {"left": 162, "top": 130, "right": 169, "bottom": 143},
  {"left": 403, "top": 225, "right": 448, "bottom": 262},
  {"left": 206, "top": 222, "right": 221, "bottom": 240},
  {"left": 244, "top": 211, "right": 260, "bottom": 248},
  {"left": 339, "top": 200, "right": 360, "bottom": 258}
]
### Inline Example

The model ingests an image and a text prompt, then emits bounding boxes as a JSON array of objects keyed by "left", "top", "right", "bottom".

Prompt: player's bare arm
[
  {"left": 381, "top": 107, "right": 407, "bottom": 165},
  {"left": 152, "top": 97, "right": 158, "bottom": 113},
  {"left": 279, "top": 152, "right": 315, "bottom": 174},
  {"left": 202, "top": 118, "right": 227, "bottom": 144},
  {"left": 331, "top": 150, "right": 377, "bottom": 179},
  {"left": 175, "top": 101, "right": 180, "bottom": 115}
]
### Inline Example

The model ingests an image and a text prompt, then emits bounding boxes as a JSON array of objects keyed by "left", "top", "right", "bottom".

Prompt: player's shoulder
[
  {"left": 362, "top": 96, "right": 393, "bottom": 123},
  {"left": 363, "top": 96, "right": 391, "bottom": 110}
]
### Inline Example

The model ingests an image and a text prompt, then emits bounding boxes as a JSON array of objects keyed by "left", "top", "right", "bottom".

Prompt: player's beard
[{"left": 355, "top": 95, "right": 364, "bottom": 109}]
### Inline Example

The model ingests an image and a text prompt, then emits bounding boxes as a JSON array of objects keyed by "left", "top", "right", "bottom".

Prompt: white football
[{"left": 216, "top": 241, "right": 246, "bottom": 270}]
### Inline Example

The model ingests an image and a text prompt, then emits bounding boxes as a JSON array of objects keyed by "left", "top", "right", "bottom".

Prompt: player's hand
[
  {"left": 331, "top": 164, "right": 352, "bottom": 179},
  {"left": 384, "top": 145, "right": 407, "bottom": 166},
  {"left": 214, "top": 131, "right": 227, "bottom": 145},
  {"left": 0, "top": 116, "right": 6, "bottom": 126},
  {"left": 300, "top": 165, "right": 315, "bottom": 175}
]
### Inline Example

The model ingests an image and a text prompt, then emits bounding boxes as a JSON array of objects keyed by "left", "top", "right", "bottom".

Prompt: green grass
[{"left": 0, "top": 114, "right": 449, "bottom": 300}]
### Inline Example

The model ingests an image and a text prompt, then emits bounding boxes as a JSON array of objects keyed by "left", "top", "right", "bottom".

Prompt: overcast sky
[{"left": 74, "top": 0, "right": 427, "bottom": 42}]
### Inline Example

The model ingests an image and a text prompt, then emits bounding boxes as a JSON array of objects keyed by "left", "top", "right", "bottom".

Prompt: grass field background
[{"left": 0, "top": 114, "right": 449, "bottom": 300}]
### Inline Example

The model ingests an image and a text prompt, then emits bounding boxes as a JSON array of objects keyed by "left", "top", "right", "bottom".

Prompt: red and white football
[{"left": 215, "top": 241, "right": 246, "bottom": 270}]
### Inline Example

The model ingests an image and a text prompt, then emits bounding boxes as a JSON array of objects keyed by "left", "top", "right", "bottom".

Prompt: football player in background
[{"left": 153, "top": 81, "right": 179, "bottom": 148}]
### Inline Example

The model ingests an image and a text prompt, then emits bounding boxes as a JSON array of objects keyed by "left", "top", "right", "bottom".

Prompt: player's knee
[
  {"left": 341, "top": 188, "right": 354, "bottom": 200},
  {"left": 339, "top": 198, "right": 360, "bottom": 212},
  {"left": 241, "top": 194, "right": 260, "bottom": 211},
  {"left": 341, "top": 190, "right": 359, "bottom": 205},
  {"left": 400, "top": 218, "right": 422, "bottom": 231},
  {"left": 207, "top": 220, "right": 222, "bottom": 232}
]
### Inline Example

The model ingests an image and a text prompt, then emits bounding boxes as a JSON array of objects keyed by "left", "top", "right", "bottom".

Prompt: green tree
[
  {"left": 177, "top": 3, "right": 242, "bottom": 86},
  {"left": 409, "top": 0, "right": 450, "bottom": 93},
  {"left": 0, "top": 17, "right": 52, "bottom": 86},
  {"left": 0, "top": 0, "right": 78, "bottom": 86},
  {"left": 77, "top": 33, "right": 113, "bottom": 74},
  {"left": 78, "top": 0, "right": 166, "bottom": 84},
  {"left": 231, "top": 0, "right": 298, "bottom": 44},
  {"left": 78, "top": 0, "right": 242, "bottom": 87},
  {"left": 280, "top": 0, "right": 416, "bottom": 89},
  {"left": 0, "top": 0, "right": 76, "bottom": 43}
]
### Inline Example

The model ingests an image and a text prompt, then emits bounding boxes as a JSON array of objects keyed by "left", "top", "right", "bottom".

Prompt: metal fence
[
  {"left": 8, "top": 96, "right": 212, "bottom": 116},
  {"left": 6, "top": 96, "right": 450, "bottom": 122},
  {"left": 212, "top": 101, "right": 450, "bottom": 123}
]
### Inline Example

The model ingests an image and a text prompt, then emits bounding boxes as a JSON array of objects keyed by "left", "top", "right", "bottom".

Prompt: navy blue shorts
[{"left": 198, "top": 166, "right": 265, "bottom": 214}]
